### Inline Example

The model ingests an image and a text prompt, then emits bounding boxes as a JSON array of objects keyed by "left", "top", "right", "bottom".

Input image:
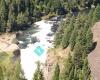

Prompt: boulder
[
  {"left": 16, "top": 31, "right": 24, "bottom": 38},
  {"left": 12, "top": 38, "right": 19, "bottom": 45},
  {"left": 13, "top": 49, "right": 20, "bottom": 57},
  {"left": 5, "top": 44, "right": 19, "bottom": 52},
  {"left": 12, "top": 49, "right": 20, "bottom": 62}
]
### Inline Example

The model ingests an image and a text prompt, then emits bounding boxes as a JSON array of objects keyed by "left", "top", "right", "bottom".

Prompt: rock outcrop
[
  {"left": 0, "top": 33, "right": 20, "bottom": 56},
  {"left": 88, "top": 22, "right": 100, "bottom": 80}
]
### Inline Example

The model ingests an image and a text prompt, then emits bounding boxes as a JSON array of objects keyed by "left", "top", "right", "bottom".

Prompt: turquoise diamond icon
[{"left": 34, "top": 46, "right": 44, "bottom": 56}]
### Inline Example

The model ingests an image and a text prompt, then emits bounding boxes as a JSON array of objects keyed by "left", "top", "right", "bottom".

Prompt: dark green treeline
[{"left": 0, "top": 0, "right": 100, "bottom": 32}]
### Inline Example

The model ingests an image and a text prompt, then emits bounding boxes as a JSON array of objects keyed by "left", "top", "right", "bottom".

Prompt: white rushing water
[{"left": 20, "top": 20, "right": 54, "bottom": 80}]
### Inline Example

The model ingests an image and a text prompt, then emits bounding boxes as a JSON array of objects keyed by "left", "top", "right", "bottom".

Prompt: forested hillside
[
  {"left": 52, "top": 4, "right": 100, "bottom": 80},
  {"left": 0, "top": 0, "right": 100, "bottom": 80},
  {"left": 0, "top": 0, "right": 100, "bottom": 32},
  {"left": 32, "top": 2, "right": 100, "bottom": 80}
]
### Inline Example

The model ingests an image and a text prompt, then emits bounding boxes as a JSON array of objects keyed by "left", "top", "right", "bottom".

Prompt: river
[{"left": 19, "top": 20, "right": 56, "bottom": 80}]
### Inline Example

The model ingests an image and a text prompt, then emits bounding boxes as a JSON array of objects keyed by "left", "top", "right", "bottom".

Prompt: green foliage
[
  {"left": 33, "top": 62, "right": 44, "bottom": 80},
  {"left": 8, "top": 60, "right": 21, "bottom": 80},
  {"left": 62, "top": 16, "right": 75, "bottom": 49},
  {"left": 17, "top": 12, "right": 28, "bottom": 25},
  {"left": 0, "top": 0, "right": 8, "bottom": 32},
  {"left": 54, "top": 14, "right": 72, "bottom": 48},
  {"left": 69, "top": 26, "right": 78, "bottom": 51},
  {"left": 88, "top": 9, "right": 94, "bottom": 27},
  {"left": 73, "top": 42, "right": 84, "bottom": 68},
  {"left": 0, "top": 0, "right": 99, "bottom": 80},
  {"left": 3, "top": 60, "right": 20, "bottom": 80},
  {"left": 54, "top": 21, "right": 65, "bottom": 48},
  {"left": 86, "top": 28, "right": 93, "bottom": 52},
  {"left": 82, "top": 58, "right": 91, "bottom": 80},
  {"left": 0, "top": 66, "right": 4, "bottom": 80},
  {"left": 68, "top": 66, "right": 74, "bottom": 80},
  {"left": 52, "top": 63, "right": 60, "bottom": 80},
  {"left": 54, "top": 31, "right": 63, "bottom": 48},
  {"left": 61, "top": 53, "right": 73, "bottom": 80},
  {"left": 0, "top": 52, "right": 25, "bottom": 80},
  {"left": 0, "top": 52, "right": 8, "bottom": 61},
  {"left": 58, "top": 11, "right": 94, "bottom": 80},
  {"left": 61, "top": 28, "right": 70, "bottom": 49},
  {"left": 92, "top": 4, "right": 100, "bottom": 24},
  {"left": 54, "top": 11, "right": 94, "bottom": 80}
]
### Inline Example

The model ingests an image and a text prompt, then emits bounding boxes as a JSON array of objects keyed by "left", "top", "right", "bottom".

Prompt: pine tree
[
  {"left": 88, "top": 9, "right": 94, "bottom": 27},
  {"left": 7, "top": 2, "right": 16, "bottom": 31},
  {"left": 6, "top": 20, "right": 11, "bottom": 32},
  {"left": 3, "top": 59, "right": 24, "bottom": 80},
  {"left": 54, "top": 14, "right": 72, "bottom": 48},
  {"left": 62, "top": 16, "right": 75, "bottom": 49},
  {"left": 0, "top": 66, "right": 4, "bottom": 80},
  {"left": 16, "top": 12, "right": 28, "bottom": 30},
  {"left": 33, "top": 62, "right": 44, "bottom": 80},
  {"left": 86, "top": 28, "right": 93, "bottom": 52},
  {"left": 0, "top": 0, "right": 8, "bottom": 20},
  {"left": 68, "top": 66, "right": 74, "bottom": 80},
  {"left": 62, "top": 53, "right": 73, "bottom": 80},
  {"left": 16, "top": 0, "right": 21, "bottom": 13},
  {"left": 12, "top": 0, "right": 18, "bottom": 16},
  {"left": 61, "top": 28, "right": 70, "bottom": 49},
  {"left": 0, "top": 0, "right": 8, "bottom": 32},
  {"left": 69, "top": 26, "right": 78, "bottom": 51},
  {"left": 82, "top": 58, "right": 91, "bottom": 80},
  {"left": 52, "top": 63, "right": 60, "bottom": 80},
  {"left": 73, "top": 66, "right": 78, "bottom": 80},
  {"left": 20, "top": 0, "right": 26, "bottom": 12},
  {"left": 78, "top": 70, "right": 83, "bottom": 80},
  {"left": 92, "top": 4, "right": 100, "bottom": 24},
  {"left": 54, "top": 31, "right": 63, "bottom": 48},
  {"left": 10, "top": 60, "right": 21, "bottom": 80},
  {"left": 73, "top": 42, "right": 84, "bottom": 68},
  {"left": 54, "top": 21, "right": 65, "bottom": 48}
]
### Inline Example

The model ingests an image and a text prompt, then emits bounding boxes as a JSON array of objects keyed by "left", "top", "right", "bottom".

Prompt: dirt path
[{"left": 88, "top": 22, "right": 100, "bottom": 80}]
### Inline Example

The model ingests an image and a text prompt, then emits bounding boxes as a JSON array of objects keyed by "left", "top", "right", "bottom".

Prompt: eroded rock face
[
  {"left": 0, "top": 33, "right": 19, "bottom": 52},
  {"left": 13, "top": 49, "right": 20, "bottom": 57},
  {"left": 5, "top": 44, "right": 20, "bottom": 61},
  {"left": 0, "top": 33, "right": 20, "bottom": 62},
  {"left": 5, "top": 44, "right": 19, "bottom": 52},
  {"left": 12, "top": 38, "right": 19, "bottom": 45},
  {"left": 12, "top": 49, "right": 20, "bottom": 62},
  {"left": 16, "top": 31, "right": 24, "bottom": 39},
  {"left": 92, "top": 22, "right": 100, "bottom": 42},
  {"left": 88, "top": 22, "right": 100, "bottom": 80}
]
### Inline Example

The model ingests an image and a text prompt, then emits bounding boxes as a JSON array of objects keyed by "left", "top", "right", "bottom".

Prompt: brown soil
[
  {"left": 88, "top": 22, "right": 100, "bottom": 80},
  {"left": 43, "top": 47, "right": 70, "bottom": 80}
]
